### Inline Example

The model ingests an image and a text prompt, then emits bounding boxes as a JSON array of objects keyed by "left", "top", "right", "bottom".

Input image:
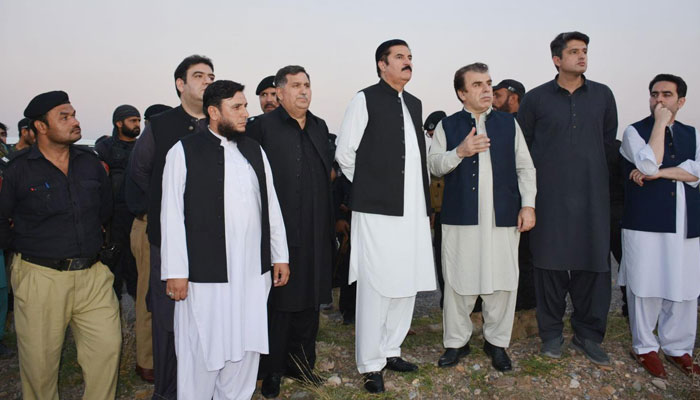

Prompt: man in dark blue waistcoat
[
  {"left": 619, "top": 74, "right": 700, "bottom": 379},
  {"left": 428, "top": 63, "right": 536, "bottom": 372}
]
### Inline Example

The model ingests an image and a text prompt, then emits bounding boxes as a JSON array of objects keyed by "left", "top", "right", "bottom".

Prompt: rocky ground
[{"left": 1, "top": 264, "right": 699, "bottom": 399}]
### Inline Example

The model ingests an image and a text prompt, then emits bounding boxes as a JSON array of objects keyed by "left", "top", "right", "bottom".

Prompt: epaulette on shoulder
[
  {"left": 74, "top": 144, "right": 100, "bottom": 158},
  {"left": 5, "top": 147, "right": 31, "bottom": 163}
]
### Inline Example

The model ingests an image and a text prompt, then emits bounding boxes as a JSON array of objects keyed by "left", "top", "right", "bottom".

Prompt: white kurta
[
  {"left": 618, "top": 123, "right": 700, "bottom": 302},
  {"left": 161, "top": 131, "right": 289, "bottom": 372},
  {"left": 336, "top": 91, "right": 436, "bottom": 298},
  {"left": 427, "top": 109, "right": 536, "bottom": 295}
]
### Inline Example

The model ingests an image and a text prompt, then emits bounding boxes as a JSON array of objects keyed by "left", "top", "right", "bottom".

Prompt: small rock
[
  {"left": 632, "top": 381, "right": 642, "bottom": 392},
  {"left": 428, "top": 323, "right": 442, "bottom": 332},
  {"left": 326, "top": 375, "right": 341, "bottom": 387},
  {"left": 318, "top": 360, "right": 335, "bottom": 372},
  {"left": 592, "top": 370, "right": 601, "bottom": 379},
  {"left": 614, "top": 360, "right": 625, "bottom": 366},
  {"left": 344, "top": 383, "right": 354, "bottom": 387},
  {"left": 341, "top": 377, "right": 350, "bottom": 383},
  {"left": 456, "top": 364, "right": 465, "bottom": 373},
  {"left": 385, "top": 380, "right": 398, "bottom": 391},
  {"left": 651, "top": 379, "right": 666, "bottom": 390},
  {"left": 409, "top": 390, "right": 418, "bottom": 399},
  {"left": 624, "top": 373, "right": 630, "bottom": 378},
  {"left": 602, "top": 386, "right": 616, "bottom": 396},
  {"left": 411, "top": 378, "right": 420, "bottom": 387},
  {"left": 474, "top": 389, "right": 481, "bottom": 395},
  {"left": 290, "top": 391, "right": 312, "bottom": 400},
  {"left": 569, "top": 379, "right": 580, "bottom": 389},
  {"left": 473, "top": 363, "right": 481, "bottom": 371}
]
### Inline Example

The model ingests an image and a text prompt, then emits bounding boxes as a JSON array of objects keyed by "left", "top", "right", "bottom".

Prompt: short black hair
[
  {"left": 173, "top": 55, "right": 214, "bottom": 98},
  {"left": 453, "top": 63, "right": 489, "bottom": 101},
  {"left": 202, "top": 80, "right": 245, "bottom": 120},
  {"left": 550, "top": 31, "right": 589, "bottom": 58},
  {"left": 375, "top": 39, "right": 409, "bottom": 77},
  {"left": 274, "top": 65, "right": 310, "bottom": 88},
  {"left": 0, "top": 122, "right": 6, "bottom": 132},
  {"left": 649, "top": 74, "right": 687, "bottom": 98}
]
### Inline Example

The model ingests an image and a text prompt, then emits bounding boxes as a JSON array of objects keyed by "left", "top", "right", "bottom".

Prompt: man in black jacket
[
  {"left": 129, "top": 54, "right": 215, "bottom": 399},
  {"left": 248, "top": 65, "right": 334, "bottom": 398}
]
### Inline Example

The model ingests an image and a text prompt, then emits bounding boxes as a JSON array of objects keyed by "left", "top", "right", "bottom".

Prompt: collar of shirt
[
  {"left": 551, "top": 74, "right": 589, "bottom": 95},
  {"left": 461, "top": 106, "right": 493, "bottom": 121},
  {"left": 206, "top": 127, "right": 237, "bottom": 149},
  {"left": 378, "top": 78, "right": 404, "bottom": 96},
  {"left": 27, "top": 144, "right": 82, "bottom": 161},
  {"left": 276, "top": 104, "right": 317, "bottom": 129}
]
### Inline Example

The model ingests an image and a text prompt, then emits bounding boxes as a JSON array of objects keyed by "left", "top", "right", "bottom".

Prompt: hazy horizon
[{"left": 2, "top": 0, "right": 699, "bottom": 142}]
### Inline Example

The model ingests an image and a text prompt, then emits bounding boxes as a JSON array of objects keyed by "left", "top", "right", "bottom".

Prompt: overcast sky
[{"left": 1, "top": 0, "right": 699, "bottom": 142}]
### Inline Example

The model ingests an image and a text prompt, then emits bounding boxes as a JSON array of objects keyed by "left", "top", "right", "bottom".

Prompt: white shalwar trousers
[
  {"left": 177, "top": 329, "right": 260, "bottom": 400},
  {"left": 355, "top": 274, "right": 416, "bottom": 373},
  {"left": 443, "top": 281, "right": 517, "bottom": 349},
  {"left": 627, "top": 286, "right": 697, "bottom": 357}
]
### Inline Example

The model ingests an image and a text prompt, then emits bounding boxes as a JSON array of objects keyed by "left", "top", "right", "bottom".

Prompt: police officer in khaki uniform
[{"left": 0, "top": 91, "right": 121, "bottom": 400}]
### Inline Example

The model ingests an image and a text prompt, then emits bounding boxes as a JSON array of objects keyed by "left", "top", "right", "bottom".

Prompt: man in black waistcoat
[
  {"left": 161, "top": 80, "right": 290, "bottom": 398},
  {"left": 247, "top": 65, "right": 334, "bottom": 398},
  {"left": 95, "top": 104, "right": 141, "bottom": 300},
  {"left": 336, "top": 39, "right": 436, "bottom": 394},
  {"left": 129, "top": 54, "right": 215, "bottom": 399}
]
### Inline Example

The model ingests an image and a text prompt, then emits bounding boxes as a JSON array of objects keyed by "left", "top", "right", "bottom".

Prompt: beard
[
  {"left": 217, "top": 120, "right": 245, "bottom": 142},
  {"left": 121, "top": 125, "right": 140, "bottom": 138}
]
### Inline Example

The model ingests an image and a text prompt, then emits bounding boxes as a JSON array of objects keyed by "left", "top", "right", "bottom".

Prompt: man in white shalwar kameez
[
  {"left": 161, "top": 81, "right": 290, "bottom": 399},
  {"left": 619, "top": 74, "right": 700, "bottom": 379},
  {"left": 336, "top": 39, "right": 436, "bottom": 394},
  {"left": 428, "top": 63, "right": 536, "bottom": 372}
]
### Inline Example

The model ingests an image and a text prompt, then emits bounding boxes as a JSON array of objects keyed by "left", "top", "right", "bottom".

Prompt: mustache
[
  {"left": 72, "top": 127, "right": 82, "bottom": 134},
  {"left": 402, "top": 66, "right": 412, "bottom": 72}
]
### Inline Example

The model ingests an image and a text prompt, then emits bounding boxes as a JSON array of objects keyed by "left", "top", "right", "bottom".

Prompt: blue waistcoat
[
  {"left": 440, "top": 109, "right": 521, "bottom": 226},
  {"left": 621, "top": 116, "right": 700, "bottom": 238}
]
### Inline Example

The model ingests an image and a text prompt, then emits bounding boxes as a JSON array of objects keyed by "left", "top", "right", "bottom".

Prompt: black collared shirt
[{"left": 0, "top": 145, "right": 112, "bottom": 259}]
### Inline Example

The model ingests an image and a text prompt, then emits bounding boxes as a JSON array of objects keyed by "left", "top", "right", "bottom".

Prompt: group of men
[{"left": 0, "top": 30, "right": 698, "bottom": 400}]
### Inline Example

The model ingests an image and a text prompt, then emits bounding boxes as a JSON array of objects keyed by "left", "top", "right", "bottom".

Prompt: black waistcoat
[
  {"left": 351, "top": 79, "right": 430, "bottom": 216},
  {"left": 180, "top": 132, "right": 272, "bottom": 282},
  {"left": 622, "top": 116, "right": 700, "bottom": 238},
  {"left": 147, "top": 106, "right": 199, "bottom": 246},
  {"left": 441, "top": 109, "right": 520, "bottom": 226}
]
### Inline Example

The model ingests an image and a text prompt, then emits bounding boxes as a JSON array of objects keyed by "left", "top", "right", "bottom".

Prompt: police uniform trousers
[
  {"left": 149, "top": 244, "right": 177, "bottom": 399},
  {"left": 130, "top": 215, "right": 153, "bottom": 369},
  {"left": 443, "top": 282, "right": 517, "bottom": 348},
  {"left": 626, "top": 286, "right": 697, "bottom": 356},
  {"left": 534, "top": 268, "right": 611, "bottom": 343},
  {"left": 11, "top": 255, "right": 121, "bottom": 400}
]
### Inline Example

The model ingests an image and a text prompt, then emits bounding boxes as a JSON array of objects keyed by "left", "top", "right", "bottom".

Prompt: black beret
[
  {"left": 375, "top": 39, "right": 409, "bottom": 62},
  {"left": 112, "top": 104, "right": 140, "bottom": 123},
  {"left": 144, "top": 104, "right": 172, "bottom": 120},
  {"left": 17, "top": 117, "right": 30, "bottom": 131},
  {"left": 255, "top": 76, "right": 276, "bottom": 95},
  {"left": 493, "top": 79, "right": 526, "bottom": 98},
  {"left": 24, "top": 90, "right": 70, "bottom": 119},
  {"left": 423, "top": 111, "right": 447, "bottom": 131}
]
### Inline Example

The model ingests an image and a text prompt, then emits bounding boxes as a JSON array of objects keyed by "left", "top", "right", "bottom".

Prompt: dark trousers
[
  {"left": 148, "top": 245, "right": 176, "bottom": 400},
  {"left": 534, "top": 268, "right": 611, "bottom": 343},
  {"left": 109, "top": 206, "right": 137, "bottom": 299},
  {"left": 339, "top": 282, "right": 356, "bottom": 320},
  {"left": 259, "top": 308, "right": 320, "bottom": 378},
  {"left": 434, "top": 212, "right": 445, "bottom": 308}
]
